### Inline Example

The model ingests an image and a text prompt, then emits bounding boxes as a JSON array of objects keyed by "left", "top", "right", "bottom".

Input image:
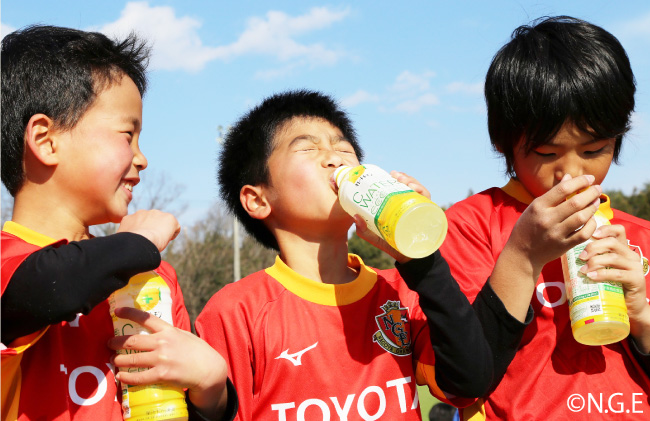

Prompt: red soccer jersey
[
  {"left": 441, "top": 180, "right": 650, "bottom": 421},
  {"left": 196, "top": 254, "right": 463, "bottom": 421},
  {"left": 1, "top": 221, "right": 191, "bottom": 421}
]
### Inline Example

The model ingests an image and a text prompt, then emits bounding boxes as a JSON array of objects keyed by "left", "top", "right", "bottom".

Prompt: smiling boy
[
  {"left": 440, "top": 16, "right": 650, "bottom": 420},
  {"left": 1, "top": 25, "right": 235, "bottom": 420}
]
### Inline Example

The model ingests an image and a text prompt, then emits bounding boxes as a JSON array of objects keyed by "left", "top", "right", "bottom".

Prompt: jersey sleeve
[
  {"left": 195, "top": 284, "right": 254, "bottom": 421},
  {"left": 156, "top": 260, "right": 191, "bottom": 332},
  {"left": 440, "top": 198, "right": 498, "bottom": 302}
]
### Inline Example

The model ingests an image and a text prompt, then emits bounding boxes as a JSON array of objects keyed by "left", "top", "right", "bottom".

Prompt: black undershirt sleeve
[
  {"left": 472, "top": 279, "right": 533, "bottom": 391},
  {"left": 1, "top": 232, "right": 160, "bottom": 345},
  {"left": 396, "top": 251, "right": 494, "bottom": 398},
  {"left": 628, "top": 336, "right": 650, "bottom": 376}
]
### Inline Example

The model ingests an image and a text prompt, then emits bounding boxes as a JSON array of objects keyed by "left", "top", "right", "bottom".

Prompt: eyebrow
[{"left": 121, "top": 115, "right": 142, "bottom": 131}]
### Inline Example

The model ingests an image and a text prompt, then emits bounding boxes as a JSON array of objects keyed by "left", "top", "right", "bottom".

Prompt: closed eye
[
  {"left": 533, "top": 151, "right": 555, "bottom": 157},
  {"left": 584, "top": 147, "right": 606, "bottom": 155}
]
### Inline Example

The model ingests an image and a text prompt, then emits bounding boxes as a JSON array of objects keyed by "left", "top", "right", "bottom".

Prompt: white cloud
[
  {"left": 394, "top": 93, "right": 440, "bottom": 113},
  {"left": 341, "top": 90, "right": 380, "bottom": 108},
  {"left": 1, "top": 22, "right": 17, "bottom": 39},
  {"left": 96, "top": 1, "right": 218, "bottom": 72},
  {"left": 445, "top": 81, "right": 483, "bottom": 95},
  {"left": 96, "top": 2, "right": 350, "bottom": 73},
  {"left": 390, "top": 70, "right": 436, "bottom": 95}
]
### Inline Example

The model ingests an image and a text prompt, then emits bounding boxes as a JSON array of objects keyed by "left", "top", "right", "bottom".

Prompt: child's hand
[
  {"left": 107, "top": 307, "right": 229, "bottom": 419},
  {"left": 117, "top": 210, "right": 181, "bottom": 252},
  {"left": 578, "top": 225, "right": 650, "bottom": 351},
  {"left": 353, "top": 171, "right": 431, "bottom": 264},
  {"left": 506, "top": 174, "right": 602, "bottom": 271},
  {"left": 491, "top": 174, "right": 601, "bottom": 321},
  {"left": 390, "top": 170, "right": 432, "bottom": 199}
]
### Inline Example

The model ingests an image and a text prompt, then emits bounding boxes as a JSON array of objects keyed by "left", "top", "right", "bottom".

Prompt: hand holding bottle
[
  {"left": 108, "top": 306, "right": 229, "bottom": 420},
  {"left": 576, "top": 224, "right": 650, "bottom": 350}
]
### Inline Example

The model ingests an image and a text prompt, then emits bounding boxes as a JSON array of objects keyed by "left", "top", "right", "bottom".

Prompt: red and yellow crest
[{"left": 373, "top": 300, "right": 411, "bottom": 356}]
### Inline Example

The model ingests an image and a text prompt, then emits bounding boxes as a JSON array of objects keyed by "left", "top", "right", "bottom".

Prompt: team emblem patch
[{"left": 373, "top": 300, "right": 411, "bottom": 356}]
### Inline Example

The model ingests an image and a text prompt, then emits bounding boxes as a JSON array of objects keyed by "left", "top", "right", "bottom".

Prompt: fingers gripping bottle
[
  {"left": 561, "top": 195, "right": 630, "bottom": 346},
  {"left": 333, "top": 164, "right": 448, "bottom": 258},
  {"left": 109, "top": 271, "right": 188, "bottom": 421}
]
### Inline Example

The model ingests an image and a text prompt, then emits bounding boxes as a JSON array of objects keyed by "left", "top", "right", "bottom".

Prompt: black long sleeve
[
  {"left": 396, "top": 251, "right": 494, "bottom": 398},
  {"left": 628, "top": 336, "right": 650, "bottom": 376},
  {"left": 472, "top": 279, "right": 533, "bottom": 391},
  {"left": 1, "top": 232, "right": 160, "bottom": 344}
]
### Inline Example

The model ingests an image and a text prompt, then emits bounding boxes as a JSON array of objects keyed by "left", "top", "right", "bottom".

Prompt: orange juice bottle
[
  {"left": 109, "top": 271, "right": 188, "bottom": 421},
  {"left": 333, "top": 164, "right": 447, "bottom": 258},
  {"left": 561, "top": 195, "right": 629, "bottom": 346}
]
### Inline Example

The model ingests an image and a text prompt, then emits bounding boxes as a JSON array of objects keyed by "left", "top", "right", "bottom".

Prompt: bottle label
[
  {"left": 338, "top": 164, "right": 413, "bottom": 240},
  {"left": 563, "top": 212, "right": 629, "bottom": 338}
]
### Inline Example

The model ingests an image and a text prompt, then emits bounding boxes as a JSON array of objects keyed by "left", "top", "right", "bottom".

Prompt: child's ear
[
  {"left": 24, "top": 114, "right": 59, "bottom": 166},
  {"left": 240, "top": 184, "right": 272, "bottom": 220}
]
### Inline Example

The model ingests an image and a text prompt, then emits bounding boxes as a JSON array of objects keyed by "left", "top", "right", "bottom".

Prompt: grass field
[{"left": 418, "top": 384, "right": 440, "bottom": 419}]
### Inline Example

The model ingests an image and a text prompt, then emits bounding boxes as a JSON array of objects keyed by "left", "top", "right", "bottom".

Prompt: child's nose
[
  {"left": 321, "top": 149, "right": 343, "bottom": 167},
  {"left": 554, "top": 157, "right": 583, "bottom": 181},
  {"left": 133, "top": 147, "right": 148, "bottom": 171}
]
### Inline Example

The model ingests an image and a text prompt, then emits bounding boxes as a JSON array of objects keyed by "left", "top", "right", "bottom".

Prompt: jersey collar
[
  {"left": 2, "top": 221, "right": 58, "bottom": 247},
  {"left": 265, "top": 254, "right": 378, "bottom": 306},
  {"left": 501, "top": 178, "right": 613, "bottom": 219}
]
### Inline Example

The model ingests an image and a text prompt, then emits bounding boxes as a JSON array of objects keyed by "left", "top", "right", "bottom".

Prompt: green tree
[
  {"left": 606, "top": 182, "right": 650, "bottom": 220},
  {"left": 347, "top": 232, "right": 394, "bottom": 269},
  {"left": 166, "top": 204, "right": 276, "bottom": 323}
]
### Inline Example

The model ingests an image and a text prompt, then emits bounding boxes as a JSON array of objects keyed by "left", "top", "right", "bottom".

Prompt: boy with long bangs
[
  {"left": 440, "top": 16, "right": 650, "bottom": 420},
  {"left": 1, "top": 25, "right": 236, "bottom": 420},
  {"left": 195, "top": 89, "right": 596, "bottom": 420}
]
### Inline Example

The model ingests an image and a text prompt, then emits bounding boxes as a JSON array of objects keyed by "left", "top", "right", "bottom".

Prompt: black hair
[
  {"left": 218, "top": 89, "right": 363, "bottom": 251},
  {"left": 1, "top": 24, "right": 150, "bottom": 195},
  {"left": 485, "top": 16, "right": 636, "bottom": 176}
]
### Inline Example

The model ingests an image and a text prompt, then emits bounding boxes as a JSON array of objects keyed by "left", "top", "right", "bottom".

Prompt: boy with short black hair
[
  {"left": 196, "top": 89, "right": 591, "bottom": 420},
  {"left": 441, "top": 16, "right": 650, "bottom": 420},
  {"left": 1, "top": 25, "right": 235, "bottom": 420}
]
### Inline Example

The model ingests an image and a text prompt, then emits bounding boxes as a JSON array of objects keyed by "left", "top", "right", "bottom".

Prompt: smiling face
[
  {"left": 262, "top": 116, "right": 361, "bottom": 235},
  {"left": 54, "top": 74, "right": 146, "bottom": 225},
  {"left": 513, "top": 121, "right": 616, "bottom": 198}
]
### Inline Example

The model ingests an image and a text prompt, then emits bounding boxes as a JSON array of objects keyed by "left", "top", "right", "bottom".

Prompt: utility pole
[{"left": 217, "top": 125, "right": 240, "bottom": 282}]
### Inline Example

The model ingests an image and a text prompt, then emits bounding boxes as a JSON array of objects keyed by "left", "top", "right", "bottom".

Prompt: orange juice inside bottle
[
  {"left": 109, "top": 271, "right": 188, "bottom": 420},
  {"left": 561, "top": 195, "right": 629, "bottom": 346}
]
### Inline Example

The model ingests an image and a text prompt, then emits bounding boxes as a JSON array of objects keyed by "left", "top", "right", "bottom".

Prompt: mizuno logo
[{"left": 275, "top": 342, "right": 318, "bottom": 366}]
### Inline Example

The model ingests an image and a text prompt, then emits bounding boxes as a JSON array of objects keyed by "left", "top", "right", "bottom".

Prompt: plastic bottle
[
  {"left": 561, "top": 195, "right": 629, "bottom": 346},
  {"left": 109, "top": 271, "right": 188, "bottom": 421},
  {"left": 333, "top": 164, "right": 448, "bottom": 258}
]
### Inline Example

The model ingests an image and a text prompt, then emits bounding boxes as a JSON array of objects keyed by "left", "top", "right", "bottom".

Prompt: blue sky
[{"left": 3, "top": 1, "right": 649, "bottom": 227}]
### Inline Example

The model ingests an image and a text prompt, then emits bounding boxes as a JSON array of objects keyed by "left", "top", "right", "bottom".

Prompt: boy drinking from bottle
[
  {"left": 440, "top": 16, "right": 650, "bottom": 420},
  {"left": 195, "top": 89, "right": 595, "bottom": 420}
]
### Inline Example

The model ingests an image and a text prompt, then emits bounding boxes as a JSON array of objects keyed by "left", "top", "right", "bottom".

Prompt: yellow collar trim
[
  {"left": 2, "top": 221, "right": 57, "bottom": 247},
  {"left": 265, "top": 254, "right": 378, "bottom": 306},
  {"left": 501, "top": 179, "right": 535, "bottom": 205},
  {"left": 501, "top": 178, "right": 613, "bottom": 219}
]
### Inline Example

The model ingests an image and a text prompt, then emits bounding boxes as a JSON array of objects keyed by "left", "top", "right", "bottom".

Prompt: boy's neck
[
  {"left": 275, "top": 229, "right": 358, "bottom": 285},
  {"left": 11, "top": 189, "right": 91, "bottom": 241}
]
